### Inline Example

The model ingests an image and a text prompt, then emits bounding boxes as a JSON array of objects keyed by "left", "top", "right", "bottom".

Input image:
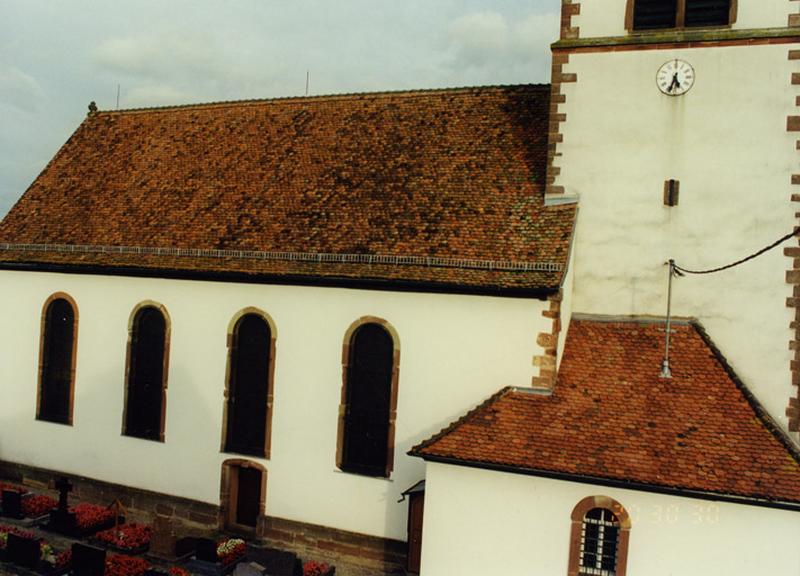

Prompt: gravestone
[
  {"left": 7, "top": 532, "right": 41, "bottom": 569},
  {"left": 48, "top": 477, "right": 77, "bottom": 532},
  {"left": 149, "top": 515, "right": 178, "bottom": 559},
  {"left": 175, "top": 536, "right": 198, "bottom": 559},
  {"left": 196, "top": 537, "right": 218, "bottom": 563},
  {"left": 233, "top": 561, "right": 265, "bottom": 576},
  {"left": 247, "top": 548, "right": 300, "bottom": 576},
  {"left": 1, "top": 490, "right": 24, "bottom": 519},
  {"left": 71, "top": 543, "right": 106, "bottom": 576}
]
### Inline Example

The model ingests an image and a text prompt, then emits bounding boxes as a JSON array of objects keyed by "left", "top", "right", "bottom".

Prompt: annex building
[{"left": 1, "top": 1, "right": 800, "bottom": 575}]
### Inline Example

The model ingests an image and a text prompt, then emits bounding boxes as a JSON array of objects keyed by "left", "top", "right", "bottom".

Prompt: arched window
[
  {"left": 628, "top": 0, "right": 734, "bottom": 30},
  {"left": 223, "top": 311, "right": 275, "bottom": 458},
  {"left": 337, "top": 318, "right": 399, "bottom": 477},
  {"left": 37, "top": 294, "right": 78, "bottom": 425},
  {"left": 123, "top": 304, "right": 169, "bottom": 441},
  {"left": 568, "top": 497, "right": 631, "bottom": 576}
]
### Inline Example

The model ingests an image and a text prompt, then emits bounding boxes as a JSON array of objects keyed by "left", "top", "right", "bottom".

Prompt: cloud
[
  {"left": 94, "top": 31, "right": 224, "bottom": 81},
  {"left": 512, "top": 12, "right": 561, "bottom": 57},
  {"left": 449, "top": 12, "right": 510, "bottom": 66},
  {"left": 447, "top": 10, "right": 559, "bottom": 75},
  {"left": 124, "top": 85, "right": 195, "bottom": 108},
  {"left": 0, "top": 65, "right": 43, "bottom": 113},
  {"left": 91, "top": 30, "right": 287, "bottom": 107}
]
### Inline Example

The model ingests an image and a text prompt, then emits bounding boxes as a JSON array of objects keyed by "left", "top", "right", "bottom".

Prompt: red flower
[
  {"left": 21, "top": 495, "right": 58, "bottom": 517},
  {"left": 168, "top": 567, "right": 190, "bottom": 576},
  {"left": 95, "top": 523, "right": 151, "bottom": 550},
  {"left": 71, "top": 503, "right": 115, "bottom": 530},
  {"left": 105, "top": 553, "right": 150, "bottom": 576},
  {"left": 0, "top": 482, "right": 28, "bottom": 496},
  {"left": 55, "top": 549, "right": 72, "bottom": 570},
  {"left": 303, "top": 560, "right": 331, "bottom": 576}
]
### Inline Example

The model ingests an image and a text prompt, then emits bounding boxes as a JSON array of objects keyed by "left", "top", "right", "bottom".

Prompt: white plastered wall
[
  {"left": 556, "top": 220, "right": 577, "bottom": 370},
  {"left": 0, "top": 270, "right": 549, "bottom": 541},
  {"left": 574, "top": 0, "right": 793, "bottom": 39},
  {"left": 420, "top": 462, "right": 800, "bottom": 576},
  {"left": 554, "top": 42, "right": 797, "bottom": 434}
]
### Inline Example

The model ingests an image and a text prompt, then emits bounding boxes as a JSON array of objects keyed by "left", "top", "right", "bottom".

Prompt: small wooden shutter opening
[
  {"left": 685, "top": 0, "right": 731, "bottom": 28},
  {"left": 633, "top": 0, "right": 678, "bottom": 30}
]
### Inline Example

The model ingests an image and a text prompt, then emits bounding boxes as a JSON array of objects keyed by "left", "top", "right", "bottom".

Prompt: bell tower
[{"left": 548, "top": 0, "right": 800, "bottom": 439}]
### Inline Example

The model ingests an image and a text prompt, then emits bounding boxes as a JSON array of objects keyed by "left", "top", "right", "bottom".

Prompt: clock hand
[{"left": 668, "top": 72, "right": 680, "bottom": 93}]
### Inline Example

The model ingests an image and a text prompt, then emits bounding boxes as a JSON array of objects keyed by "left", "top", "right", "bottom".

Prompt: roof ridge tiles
[
  {"left": 95, "top": 83, "right": 551, "bottom": 116},
  {"left": 570, "top": 313, "right": 694, "bottom": 325}
]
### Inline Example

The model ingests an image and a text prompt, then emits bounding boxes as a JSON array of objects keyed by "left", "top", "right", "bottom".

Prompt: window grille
[{"left": 579, "top": 508, "right": 620, "bottom": 576}]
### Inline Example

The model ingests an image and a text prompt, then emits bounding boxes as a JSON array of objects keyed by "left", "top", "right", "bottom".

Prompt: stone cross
[{"left": 55, "top": 477, "right": 73, "bottom": 512}]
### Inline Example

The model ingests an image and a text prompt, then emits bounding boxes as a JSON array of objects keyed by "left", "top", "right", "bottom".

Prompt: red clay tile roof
[
  {"left": 411, "top": 318, "right": 800, "bottom": 507},
  {"left": 0, "top": 85, "right": 575, "bottom": 294}
]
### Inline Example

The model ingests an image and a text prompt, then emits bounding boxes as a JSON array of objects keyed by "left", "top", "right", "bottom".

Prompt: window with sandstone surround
[
  {"left": 336, "top": 317, "right": 400, "bottom": 478},
  {"left": 626, "top": 0, "right": 736, "bottom": 31},
  {"left": 37, "top": 293, "right": 78, "bottom": 425},
  {"left": 122, "top": 303, "right": 170, "bottom": 441},
  {"left": 567, "top": 496, "right": 631, "bottom": 576},
  {"left": 221, "top": 310, "right": 276, "bottom": 459}
]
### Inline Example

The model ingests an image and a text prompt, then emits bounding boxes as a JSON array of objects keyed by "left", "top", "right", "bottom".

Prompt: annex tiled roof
[
  {"left": 0, "top": 85, "right": 575, "bottom": 294},
  {"left": 411, "top": 318, "right": 800, "bottom": 507}
]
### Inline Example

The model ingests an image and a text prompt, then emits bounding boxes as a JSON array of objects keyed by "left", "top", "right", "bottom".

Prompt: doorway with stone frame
[{"left": 219, "top": 459, "right": 267, "bottom": 538}]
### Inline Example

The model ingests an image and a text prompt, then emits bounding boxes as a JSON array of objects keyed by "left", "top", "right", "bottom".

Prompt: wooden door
[
  {"left": 235, "top": 466, "right": 261, "bottom": 527},
  {"left": 407, "top": 492, "right": 424, "bottom": 573}
]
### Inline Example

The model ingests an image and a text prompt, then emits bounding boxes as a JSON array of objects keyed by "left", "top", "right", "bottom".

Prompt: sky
[{"left": 0, "top": 0, "right": 561, "bottom": 217}]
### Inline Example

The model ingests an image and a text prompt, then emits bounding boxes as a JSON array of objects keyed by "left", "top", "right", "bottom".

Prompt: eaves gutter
[
  {"left": 0, "top": 261, "right": 558, "bottom": 300},
  {"left": 413, "top": 454, "right": 800, "bottom": 513}
]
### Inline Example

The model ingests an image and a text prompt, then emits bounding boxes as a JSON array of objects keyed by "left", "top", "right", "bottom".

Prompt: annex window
[
  {"left": 123, "top": 303, "right": 169, "bottom": 441},
  {"left": 37, "top": 294, "right": 78, "bottom": 425},
  {"left": 222, "top": 310, "right": 276, "bottom": 459},
  {"left": 337, "top": 318, "right": 400, "bottom": 478},
  {"left": 579, "top": 509, "right": 620, "bottom": 575},
  {"left": 568, "top": 497, "right": 631, "bottom": 576},
  {"left": 629, "top": 0, "right": 734, "bottom": 31}
]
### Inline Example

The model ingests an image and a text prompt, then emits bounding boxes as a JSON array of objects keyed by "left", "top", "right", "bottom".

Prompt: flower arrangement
[
  {"left": 303, "top": 560, "right": 332, "bottom": 576},
  {"left": 22, "top": 494, "right": 58, "bottom": 517},
  {"left": 40, "top": 543, "right": 56, "bottom": 563},
  {"left": 95, "top": 523, "right": 151, "bottom": 551},
  {"left": 71, "top": 503, "right": 115, "bottom": 530},
  {"left": 216, "top": 538, "right": 246, "bottom": 565},
  {"left": 105, "top": 553, "right": 151, "bottom": 576},
  {"left": 168, "top": 567, "right": 190, "bottom": 576}
]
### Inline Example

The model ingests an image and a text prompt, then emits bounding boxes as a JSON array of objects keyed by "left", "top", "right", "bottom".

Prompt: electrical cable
[{"left": 672, "top": 228, "right": 800, "bottom": 275}]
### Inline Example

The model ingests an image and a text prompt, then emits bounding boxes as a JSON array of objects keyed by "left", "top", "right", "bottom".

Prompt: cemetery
[{"left": 0, "top": 479, "right": 333, "bottom": 576}]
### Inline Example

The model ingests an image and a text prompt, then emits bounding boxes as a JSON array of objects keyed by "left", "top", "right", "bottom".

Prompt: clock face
[{"left": 657, "top": 59, "right": 695, "bottom": 96}]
